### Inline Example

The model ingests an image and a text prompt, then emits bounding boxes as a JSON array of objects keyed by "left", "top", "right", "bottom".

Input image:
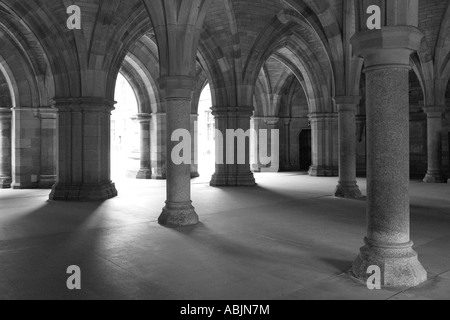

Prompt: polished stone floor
[{"left": 0, "top": 173, "right": 450, "bottom": 300}]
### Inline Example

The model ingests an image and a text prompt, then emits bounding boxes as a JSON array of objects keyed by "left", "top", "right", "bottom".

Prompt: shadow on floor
[{"left": 0, "top": 201, "right": 107, "bottom": 300}]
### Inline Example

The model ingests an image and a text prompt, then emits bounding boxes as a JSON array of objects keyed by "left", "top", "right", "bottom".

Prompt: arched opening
[
  {"left": 0, "top": 70, "right": 12, "bottom": 189},
  {"left": 111, "top": 73, "right": 140, "bottom": 182},
  {"left": 196, "top": 84, "right": 215, "bottom": 179}
]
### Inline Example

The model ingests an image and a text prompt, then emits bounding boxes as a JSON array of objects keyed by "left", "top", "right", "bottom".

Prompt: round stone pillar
[
  {"left": 351, "top": 27, "right": 427, "bottom": 287},
  {"left": 0, "top": 108, "right": 12, "bottom": 188},
  {"left": 423, "top": 106, "right": 446, "bottom": 183},
  {"left": 136, "top": 113, "right": 152, "bottom": 179},
  {"left": 335, "top": 97, "right": 362, "bottom": 198},
  {"left": 158, "top": 76, "right": 198, "bottom": 227}
]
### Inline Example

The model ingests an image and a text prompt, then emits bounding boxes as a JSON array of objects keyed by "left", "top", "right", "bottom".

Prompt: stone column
[
  {"left": 261, "top": 117, "right": 280, "bottom": 172},
  {"left": 210, "top": 106, "right": 256, "bottom": 186},
  {"left": 38, "top": 108, "right": 57, "bottom": 188},
  {"left": 190, "top": 114, "right": 199, "bottom": 178},
  {"left": 335, "top": 97, "right": 362, "bottom": 198},
  {"left": 136, "top": 113, "right": 152, "bottom": 179},
  {"left": 351, "top": 27, "right": 427, "bottom": 287},
  {"left": 282, "top": 118, "right": 293, "bottom": 171},
  {"left": 423, "top": 106, "right": 446, "bottom": 183},
  {"left": 309, "top": 113, "right": 339, "bottom": 177},
  {"left": 11, "top": 108, "right": 41, "bottom": 189},
  {"left": 0, "top": 108, "right": 12, "bottom": 188},
  {"left": 50, "top": 98, "right": 118, "bottom": 201},
  {"left": 251, "top": 117, "right": 265, "bottom": 172},
  {"left": 150, "top": 113, "right": 166, "bottom": 179},
  {"left": 158, "top": 76, "right": 198, "bottom": 227},
  {"left": 356, "top": 115, "right": 367, "bottom": 176}
]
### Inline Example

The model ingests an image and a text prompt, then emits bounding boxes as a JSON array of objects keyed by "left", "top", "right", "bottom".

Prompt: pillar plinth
[
  {"left": 50, "top": 98, "right": 118, "bottom": 201},
  {"left": 351, "top": 27, "right": 427, "bottom": 287},
  {"left": 0, "top": 108, "right": 12, "bottom": 188},
  {"left": 136, "top": 113, "right": 152, "bottom": 179},
  {"left": 210, "top": 106, "right": 256, "bottom": 187},
  {"left": 335, "top": 97, "right": 362, "bottom": 198},
  {"left": 423, "top": 106, "right": 446, "bottom": 183},
  {"left": 158, "top": 76, "right": 198, "bottom": 227}
]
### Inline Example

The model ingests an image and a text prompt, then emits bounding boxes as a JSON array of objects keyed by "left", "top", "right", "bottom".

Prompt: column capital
[
  {"left": 38, "top": 107, "right": 57, "bottom": 120},
  {"left": 211, "top": 106, "right": 254, "bottom": 118},
  {"left": 136, "top": 113, "right": 152, "bottom": 122},
  {"left": 264, "top": 117, "right": 280, "bottom": 126},
  {"left": 352, "top": 27, "right": 424, "bottom": 70},
  {"left": 51, "top": 97, "right": 116, "bottom": 113},
  {"left": 356, "top": 115, "right": 367, "bottom": 122},
  {"left": 309, "top": 112, "right": 338, "bottom": 122},
  {"left": 158, "top": 76, "right": 196, "bottom": 100},
  {"left": 335, "top": 96, "right": 360, "bottom": 113},
  {"left": 423, "top": 105, "right": 445, "bottom": 117},
  {"left": 281, "top": 117, "right": 291, "bottom": 125},
  {"left": 0, "top": 108, "right": 12, "bottom": 119},
  {"left": 252, "top": 116, "right": 265, "bottom": 121}
]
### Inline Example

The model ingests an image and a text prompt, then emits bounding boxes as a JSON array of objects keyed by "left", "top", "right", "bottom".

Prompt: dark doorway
[{"left": 299, "top": 129, "right": 312, "bottom": 171}]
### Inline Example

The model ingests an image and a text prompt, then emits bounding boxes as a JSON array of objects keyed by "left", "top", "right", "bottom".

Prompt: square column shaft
[
  {"left": 335, "top": 97, "right": 362, "bottom": 198},
  {"left": 308, "top": 113, "right": 339, "bottom": 177},
  {"left": 150, "top": 113, "right": 166, "bottom": 180},
  {"left": 136, "top": 113, "right": 152, "bottom": 180},
  {"left": 210, "top": 106, "right": 256, "bottom": 187},
  {"left": 50, "top": 98, "right": 117, "bottom": 201},
  {"left": 0, "top": 108, "right": 12, "bottom": 188},
  {"left": 423, "top": 106, "right": 447, "bottom": 183}
]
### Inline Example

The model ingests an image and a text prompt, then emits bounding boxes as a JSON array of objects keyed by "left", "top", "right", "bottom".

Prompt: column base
[
  {"left": 309, "top": 166, "right": 339, "bottom": 177},
  {"left": 260, "top": 167, "right": 280, "bottom": 173},
  {"left": 38, "top": 175, "right": 56, "bottom": 189},
  {"left": 0, "top": 177, "right": 11, "bottom": 189},
  {"left": 353, "top": 238, "right": 427, "bottom": 287},
  {"left": 50, "top": 181, "right": 118, "bottom": 201},
  {"left": 151, "top": 168, "right": 166, "bottom": 180},
  {"left": 281, "top": 163, "right": 293, "bottom": 171},
  {"left": 210, "top": 172, "right": 256, "bottom": 187},
  {"left": 136, "top": 169, "right": 152, "bottom": 180},
  {"left": 191, "top": 172, "right": 200, "bottom": 178},
  {"left": 423, "top": 172, "right": 447, "bottom": 184},
  {"left": 159, "top": 201, "right": 199, "bottom": 227},
  {"left": 335, "top": 182, "right": 363, "bottom": 199},
  {"left": 252, "top": 164, "right": 261, "bottom": 173},
  {"left": 12, "top": 182, "right": 38, "bottom": 189}
]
